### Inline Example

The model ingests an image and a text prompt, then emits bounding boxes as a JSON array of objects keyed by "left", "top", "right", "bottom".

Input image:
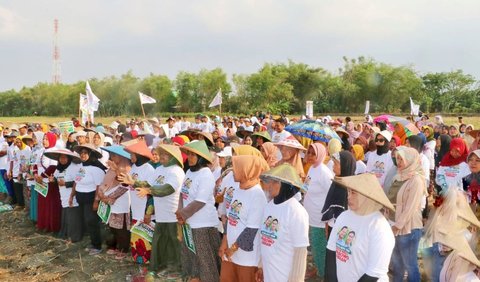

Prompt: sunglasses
[{"left": 375, "top": 138, "right": 385, "bottom": 143}]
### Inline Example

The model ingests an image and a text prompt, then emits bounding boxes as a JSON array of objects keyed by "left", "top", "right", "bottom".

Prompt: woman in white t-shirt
[
  {"left": 325, "top": 174, "right": 395, "bottom": 282},
  {"left": 257, "top": 164, "right": 309, "bottom": 282},
  {"left": 132, "top": 144, "right": 186, "bottom": 275},
  {"left": 366, "top": 131, "right": 394, "bottom": 187},
  {"left": 71, "top": 144, "right": 106, "bottom": 255},
  {"left": 436, "top": 137, "right": 470, "bottom": 194},
  {"left": 124, "top": 141, "right": 155, "bottom": 224},
  {"left": 46, "top": 149, "right": 82, "bottom": 243},
  {"left": 218, "top": 155, "right": 269, "bottom": 281},
  {"left": 352, "top": 144, "right": 367, "bottom": 175},
  {"left": 177, "top": 140, "right": 221, "bottom": 282},
  {"left": 303, "top": 143, "right": 333, "bottom": 280},
  {"left": 11, "top": 136, "right": 31, "bottom": 210}
]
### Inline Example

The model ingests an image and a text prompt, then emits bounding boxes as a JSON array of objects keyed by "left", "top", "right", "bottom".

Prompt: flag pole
[
  {"left": 78, "top": 93, "right": 81, "bottom": 123},
  {"left": 219, "top": 88, "right": 222, "bottom": 117},
  {"left": 139, "top": 95, "right": 146, "bottom": 118}
]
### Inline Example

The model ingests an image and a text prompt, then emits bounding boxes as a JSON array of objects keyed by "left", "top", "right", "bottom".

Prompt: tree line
[{"left": 1, "top": 56, "right": 479, "bottom": 116}]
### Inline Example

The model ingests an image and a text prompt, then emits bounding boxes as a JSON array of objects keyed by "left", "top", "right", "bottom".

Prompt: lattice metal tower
[{"left": 52, "top": 19, "right": 61, "bottom": 84}]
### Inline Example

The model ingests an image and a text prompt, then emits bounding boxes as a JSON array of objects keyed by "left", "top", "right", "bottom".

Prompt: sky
[{"left": 1, "top": 0, "right": 480, "bottom": 91}]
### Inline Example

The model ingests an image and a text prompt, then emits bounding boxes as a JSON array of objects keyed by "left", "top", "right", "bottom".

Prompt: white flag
[
  {"left": 364, "top": 100, "right": 370, "bottom": 114},
  {"left": 410, "top": 97, "right": 420, "bottom": 116},
  {"left": 139, "top": 92, "right": 157, "bottom": 104},
  {"left": 208, "top": 89, "right": 222, "bottom": 108},
  {"left": 86, "top": 81, "right": 100, "bottom": 111},
  {"left": 79, "top": 94, "right": 89, "bottom": 125}
]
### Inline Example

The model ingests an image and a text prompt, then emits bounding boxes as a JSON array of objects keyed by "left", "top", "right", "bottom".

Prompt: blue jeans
[
  {"left": 391, "top": 228, "right": 422, "bottom": 282},
  {"left": 422, "top": 242, "right": 446, "bottom": 282}
]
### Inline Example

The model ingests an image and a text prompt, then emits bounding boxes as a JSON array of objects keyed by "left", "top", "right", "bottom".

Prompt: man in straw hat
[
  {"left": 256, "top": 164, "right": 309, "bottom": 282},
  {"left": 325, "top": 173, "right": 395, "bottom": 282}
]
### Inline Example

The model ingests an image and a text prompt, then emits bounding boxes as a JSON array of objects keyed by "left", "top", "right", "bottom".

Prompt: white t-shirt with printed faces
[
  {"left": 12, "top": 147, "right": 31, "bottom": 179},
  {"left": 366, "top": 151, "right": 393, "bottom": 187},
  {"left": 74, "top": 164, "right": 105, "bottom": 193},
  {"left": 355, "top": 160, "right": 367, "bottom": 175},
  {"left": 148, "top": 164, "right": 185, "bottom": 223},
  {"left": 436, "top": 162, "right": 470, "bottom": 191},
  {"left": 104, "top": 184, "right": 130, "bottom": 214},
  {"left": 260, "top": 197, "right": 309, "bottom": 282},
  {"left": 226, "top": 184, "right": 267, "bottom": 267},
  {"left": 55, "top": 163, "right": 80, "bottom": 208},
  {"left": 303, "top": 164, "right": 334, "bottom": 228},
  {"left": 217, "top": 171, "right": 239, "bottom": 217},
  {"left": 129, "top": 163, "right": 155, "bottom": 221},
  {"left": 327, "top": 210, "right": 395, "bottom": 282},
  {"left": 180, "top": 167, "right": 219, "bottom": 228}
]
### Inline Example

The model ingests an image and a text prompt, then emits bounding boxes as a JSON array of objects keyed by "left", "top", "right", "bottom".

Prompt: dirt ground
[{"left": 0, "top": 209, "right": 154, "bottom": 282}]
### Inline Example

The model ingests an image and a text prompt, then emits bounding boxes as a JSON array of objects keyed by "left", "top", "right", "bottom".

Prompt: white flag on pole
[
  {"left": 139, "top": 92, "right": 157, "bottom": 104},
  {"left": 364, "top": 100, "right": 370, "bottom": 114},
  {"left": 410, "top": 97, "right": 420, "bottom": 116},
  {"left": 208, "top": 89, "right": 222, "bottom": 108},
  {"left": 86, "top": 81, "right": 100, "bottom": 111},
  {"left": 79, "top": 94, "right": 89, "bottom": 125}
]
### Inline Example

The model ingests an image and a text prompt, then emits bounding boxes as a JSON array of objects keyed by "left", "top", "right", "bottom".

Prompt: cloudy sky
[{"left": 1, "top": 0, "right": 480, "bottom": 91}]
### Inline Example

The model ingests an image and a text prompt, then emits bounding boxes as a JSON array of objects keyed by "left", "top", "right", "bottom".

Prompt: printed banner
[
  {"left": 182, "top": 224, "right": 196, "bottom": 254},
  {"left": 130, "top": 221, "right": 155, "bottom": 243},
  {"left": 97, "top": 201, "right": 111, "bottom": 223},
  {"left": 34, "top": 182, "right": 48, "bottom": 198}
]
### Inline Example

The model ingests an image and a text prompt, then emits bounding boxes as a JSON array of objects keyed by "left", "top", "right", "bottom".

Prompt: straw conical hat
[
  {"left": 333, "top": 173, "right": 395, "bottom": 212},
  {"left": 252, "top": 131, "right": 272, "bottom": 142},
  {"left": 156, "top": 144, "right": 184, "bottom": 168},
  {"left": 124, "top": 140, "right": 153, "bottom": 159},
  {"left": 197, "top": 132, "right": 214, "bottom": 147},
  {"left": 457, "top": 192, "right": 480, "bottom": 228},
  {"left": 260, "top": 164, "right": 303, "bottom": 190},
  {"left": 437, "top": 232, "right": 480, "bottom": 267},
  {"left": 73, "top": 143, "right": 103, "bottom": 159},
  {"left": 43, "top": 148, "right": 81, "bottom": 162},
  {"left": 180, "top": 140, "right": 212, "bottom": 163},
  {"left": 274, "top": 135, "right": 306, "bottom": 151}
]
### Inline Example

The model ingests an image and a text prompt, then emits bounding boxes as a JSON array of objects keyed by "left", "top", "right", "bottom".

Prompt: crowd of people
[{"left": 0, "top": 112, "right": 479, "bottom": 282}]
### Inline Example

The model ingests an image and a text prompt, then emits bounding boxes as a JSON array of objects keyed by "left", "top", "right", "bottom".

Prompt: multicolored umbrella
[
  {"left": 373, "top": 114, "right": 420, "bottom": 136},
  {"left": 285, "top": 120, "right": 341, "bottom": 143}
]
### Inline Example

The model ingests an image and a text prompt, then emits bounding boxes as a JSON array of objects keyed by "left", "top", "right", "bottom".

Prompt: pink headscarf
[{"left": 309, "top": 143, "right": 327, "bottom": 168}]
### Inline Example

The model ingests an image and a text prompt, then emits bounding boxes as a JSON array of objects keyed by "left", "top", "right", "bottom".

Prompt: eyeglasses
[{"left": 375, "top": 138, "right": 385, "bottom": 143}]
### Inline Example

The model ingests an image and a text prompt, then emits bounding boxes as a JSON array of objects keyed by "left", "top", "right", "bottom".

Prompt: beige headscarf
[
  {"left": 395, "top": 147, "right": 424, "bottom": 181},
  {"left": 99, "top": 155, "right": 131, "bottom": 193},
  {"left": 232, "top": 155, "right": 269, "bottom": 189},
  {"left": 277, "top": 146, "right": 305, "bottom": 180},
  {"left": 261, "top": 142, "right": 279, "bottom": 167}
]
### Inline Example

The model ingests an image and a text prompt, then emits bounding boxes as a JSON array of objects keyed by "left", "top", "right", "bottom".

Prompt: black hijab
[
  {"left": 82, "top": 151, "right": 107, "bottom": 171},
  {"left": 321, "top": 151, "right": 357, "bottom": 222},
  {"left": 56, "top": 155, "right": 72, "bottom": 173},
  {"left": 273, "top": 182, "right": 299, "bottom": 205},
  {"left": 435, "top": 134, "right": 451, "bottom": 167},
  {"left": 376, "top": 134, "right": 390, "bottom": 156}
]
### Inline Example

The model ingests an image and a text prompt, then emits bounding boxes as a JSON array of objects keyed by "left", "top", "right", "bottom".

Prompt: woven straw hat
[
  {"left": 156, "top": 144, "right": 184, "bottom": 168},
  {"left": 260, "top": 164, "right": 303, "bottom": 190},
  {"left": 180, "top": 140, "right": 213, "bottom": 164}
]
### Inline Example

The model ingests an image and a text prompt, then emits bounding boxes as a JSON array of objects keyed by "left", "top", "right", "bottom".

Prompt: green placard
[
  {"left": 182, "top": 224, "right": 196, "bottom": 254},
  {"left": 130, "top": 221, "right": 154, "bottom": 243},
  {"left": 34, "top": 182, "right": 48, "bottom": 198},
  {"left": 97, "top": 201, "right": 111, "bottom": 223}
]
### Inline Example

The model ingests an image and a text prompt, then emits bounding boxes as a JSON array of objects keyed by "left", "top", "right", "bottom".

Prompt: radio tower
[{"left": 52, "top": 19, "right": 61, "bottom": 84}]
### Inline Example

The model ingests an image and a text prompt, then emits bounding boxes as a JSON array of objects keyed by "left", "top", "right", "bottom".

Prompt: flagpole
[
  {"left": 78, "top": 93, "right": 81, "bottom": 123},
  {"left": 139, "top": 95, "right": 146, "bottom": 118},
  {"left": 219, "top": 88, "right": 222, "bottom": 117}
]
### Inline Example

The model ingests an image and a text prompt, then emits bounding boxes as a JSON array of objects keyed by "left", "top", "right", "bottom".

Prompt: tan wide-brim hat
[
  {"left": 333, "top": 173, "right": 395, "bottom": 212},
  {"left": 180, "top": 140, "right": 213, "bottom": 164},
  {"left": 73, "top": 143, "right": 103, "bottom": 159},
  {"left": 437, "top": 232, "right": 480, "bottom": 267},
  {"left": 457, "top": 192, "right": 480, "bottom": 228},
  {"left": 197, "top": 132, "right": 214, "bottom": 147},
  {"left": 44, "top": 148, "right": 81, "bottom": 162},
  {"left": 156, "top": 144, "right": 184, "bottom": 168},
  {"left": 260, "top": 164, "right": 303, "bottom": 190},
  {"left": 335, "top": 127, "right": 350, "bottom": 138}
]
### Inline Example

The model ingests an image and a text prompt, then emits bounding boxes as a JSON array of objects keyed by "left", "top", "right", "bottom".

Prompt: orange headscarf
[
  {"left": 393, "top": 123, "right": 407, "bottom": 145},
  {"left": 232, "top": 155, "right": 270, "bottom": 189}
]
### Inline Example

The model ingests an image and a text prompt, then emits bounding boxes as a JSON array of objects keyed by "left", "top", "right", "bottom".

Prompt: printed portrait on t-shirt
[
  {"left": 227, "top": 200, "right": 243, "bottom": 227},
  {"left": 180, "top": 178, "right": 193, "bottom": 199},
  {"left": 154, "top": 174, "right": 165, "bottom": 185},
  {"left": 261, "top": 216, "right": 279, "bottom": 245},
  {"left": 224, "top": 187, "right": 235, "bottom": 209},
  {"left": 335, "top": 226, "right": 356, "bottom": 262},
  {"left": 75, "top": 168, "right": 86, "bottom": 182}
]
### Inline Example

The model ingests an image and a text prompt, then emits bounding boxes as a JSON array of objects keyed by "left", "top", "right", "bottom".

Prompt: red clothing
[{"left": 36, "top": 165, "right": 61, "bottom": 232}]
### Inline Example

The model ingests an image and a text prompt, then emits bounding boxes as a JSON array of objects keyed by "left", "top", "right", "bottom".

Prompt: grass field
[{"left": 1, "top": 114, "right": 479, "bottom": 129}]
